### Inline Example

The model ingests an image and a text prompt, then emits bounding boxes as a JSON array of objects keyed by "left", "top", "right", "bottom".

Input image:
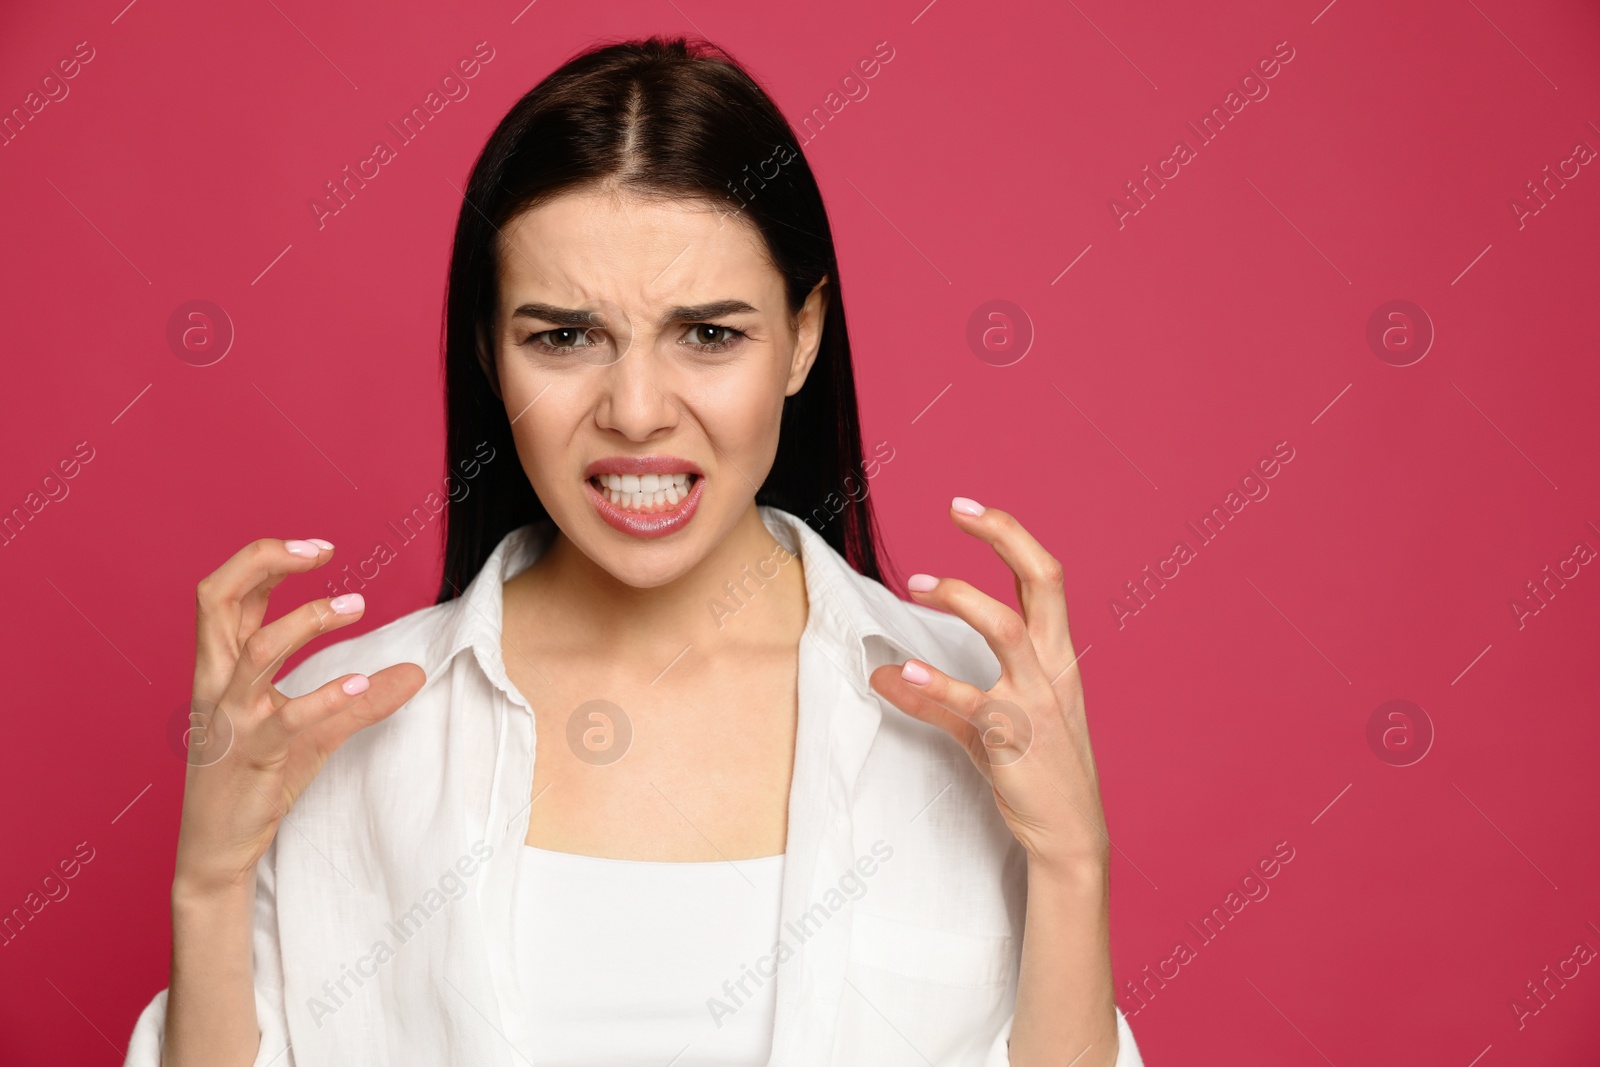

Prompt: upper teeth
[
  {"left": 598, "top": 472, "right": 693, "bottom": 493},
  {"left": 593, "top": 471, "right": 695, "bottom": 509}
]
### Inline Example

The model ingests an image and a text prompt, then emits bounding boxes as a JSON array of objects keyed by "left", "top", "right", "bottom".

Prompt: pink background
[{"left": 2, "top": 0, "right": 1598, "bottom": 1062}]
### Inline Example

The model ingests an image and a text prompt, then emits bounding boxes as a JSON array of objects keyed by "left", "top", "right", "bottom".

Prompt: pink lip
[
  {"left": 584, "top": 466, "right": 705, "bottom": 539},
  {"left": 584, "top": 455, "right": 705, "bottom": 479}
]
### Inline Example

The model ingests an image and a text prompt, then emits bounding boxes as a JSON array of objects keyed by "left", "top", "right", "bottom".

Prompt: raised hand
[
  {"left": 868, "top": 498, "right": 1108, "bottom": 879},
  {"left": 174, "top": 537, "right": 426, "bottom": 896}
]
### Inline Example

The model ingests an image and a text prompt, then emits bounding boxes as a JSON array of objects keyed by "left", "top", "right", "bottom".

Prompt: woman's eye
[
  {"left": 521, "top": 324, "right": 746, "bottom": 355},
  {"left": 685, "top": 324, "right": 747, "bottom": 352},
  {"left": 525, "top": 327, "right": 603, "bottom": 353}
]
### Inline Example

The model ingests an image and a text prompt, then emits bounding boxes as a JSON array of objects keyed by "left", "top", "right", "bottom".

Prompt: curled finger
[
  {"left": 898, "top": 659, "right": 1035, "bottom": 768},
  {"left": 223, "top": 592, "right": 367, "bottom": 712},
  {"left": 195, "top": 537, "right": 336, "bottom": 689},
  {"left": 905, "top": 574, "right": 1052, "bottom": 698}
]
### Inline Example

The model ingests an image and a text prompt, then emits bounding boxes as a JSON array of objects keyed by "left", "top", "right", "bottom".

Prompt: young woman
[{"left": 127, "top": 35, "right": 1143, "bottom": 1067}]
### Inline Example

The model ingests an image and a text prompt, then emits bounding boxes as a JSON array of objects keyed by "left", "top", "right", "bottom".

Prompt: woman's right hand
[{"left": 172, "top": 537, "right": 426, "bottom": 898}]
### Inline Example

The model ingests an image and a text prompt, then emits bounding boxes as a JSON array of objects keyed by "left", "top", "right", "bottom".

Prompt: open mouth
[
  {"left": 587, "top": 471, "right": 699, "bottom": 512},
  {"left": 584, "top": 471, "right": 704, "bottom": 538}
]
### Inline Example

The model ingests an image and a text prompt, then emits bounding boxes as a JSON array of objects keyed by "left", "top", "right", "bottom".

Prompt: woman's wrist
[
  {"left": 1010, "top": 850, "right": 1118, "bottom": 1067},
  {"left": 171, "top": 870, "right": 255, "bottom": 915},
  {"left": 164, "top": 870, "right": 261, "bottom": 1067},
  {"left": 1024, "top": 845, "right": 1111, "bottom": 891}
]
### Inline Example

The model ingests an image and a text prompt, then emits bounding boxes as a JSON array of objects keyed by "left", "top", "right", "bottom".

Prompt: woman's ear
[
  {"left": 476, "top": 319, "right": 502, "bottom": 400},
  {"left": 785, "top": 274, "right": 829, "bottom": 396}
]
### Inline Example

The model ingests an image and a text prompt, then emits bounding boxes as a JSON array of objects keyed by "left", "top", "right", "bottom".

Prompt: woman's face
[{"left": 486, "top": 187, "right": 827, "bottom": 587}]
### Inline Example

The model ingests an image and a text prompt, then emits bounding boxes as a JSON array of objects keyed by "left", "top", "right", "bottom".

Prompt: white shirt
[
  {"left": 514, "top": 846, "right": 785, "bottom": 1064},
  {"left": 123, "top": 505, "right": 1145, "bottom": 1066}
]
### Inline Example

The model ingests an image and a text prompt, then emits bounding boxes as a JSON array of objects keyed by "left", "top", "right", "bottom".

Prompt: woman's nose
[{"left": 594, "top": 336, "right": 681, "bottom": 440}]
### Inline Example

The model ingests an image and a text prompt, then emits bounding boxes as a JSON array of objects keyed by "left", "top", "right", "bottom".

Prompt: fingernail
[
  {"left": 908, "top": 573, "right": 939, "bottom": 593},
  {"left": 951, "top": 497, "right": 985, "bottom": 516},
  {"left": 284, "top": 540, "right": 320, "bottom": 558},
  {"left": 901, "top": 661, "right": 931, "bottom": 685},
  {"left": 330, "top": 593, "right": 365, "bottom": 614},
  {"left": 308, "top": 538, "right": 335, "bottom": 550},
  {"left": 342, "top": 674, "right": 370, "bottom": 696}
]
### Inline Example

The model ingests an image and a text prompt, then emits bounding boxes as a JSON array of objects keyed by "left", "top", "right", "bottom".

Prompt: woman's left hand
[{"left": 869, "top": 497, "right": 1109, "bottom": 878}]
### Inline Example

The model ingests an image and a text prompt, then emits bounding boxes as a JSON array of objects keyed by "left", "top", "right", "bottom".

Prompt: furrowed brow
[
  {"left": 509, "top": 300, "right": 759, "bottom": 328},
  {"left": 510, "top": 303, "right": 604, "bottom": 327},
  {"left": 659, "top": 300, "right": 759, "bottom": 324}
]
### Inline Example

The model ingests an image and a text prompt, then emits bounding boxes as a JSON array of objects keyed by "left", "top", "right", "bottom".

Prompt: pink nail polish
[
  {"left": 284, "top": 540, "right": 320, "bottom": 558},
  {"left": 342, "top": 674, "right": 370, "bottom": 696},
  {"left": 951, "top": 497, "right": 985, "bottom": 516},
  {"left": 901, "top": 661, "right": 931, "bottom": 685},
  {"left": 308, "top": 538, "right": 335, "bottom": 550},
  {"left": 908, "top": 573, "right": 939, "bottom": 592},
  {"left": 330, "top": 594, "right": 365, "bottom": 614}
]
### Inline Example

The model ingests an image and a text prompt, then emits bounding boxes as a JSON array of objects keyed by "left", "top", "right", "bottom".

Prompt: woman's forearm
[
  {"left": 1006, "top": 857, "right": 1119, "bottom": 1067},
  {"left": 161, "top": 879, "right": 261, "bottom": 1067}
]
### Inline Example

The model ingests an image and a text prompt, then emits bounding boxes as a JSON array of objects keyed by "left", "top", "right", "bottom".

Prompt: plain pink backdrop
[{"left": 2, "top": 0, "right": 1598, "bottom": 1063}]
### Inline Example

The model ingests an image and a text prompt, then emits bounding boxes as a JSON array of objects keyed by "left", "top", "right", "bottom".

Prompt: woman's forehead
[{"left": 497, "top": 192, "right": 776, "bottom": 313}]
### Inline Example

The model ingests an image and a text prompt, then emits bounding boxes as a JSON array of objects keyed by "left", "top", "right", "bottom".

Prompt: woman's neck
[{"left": 502, "top": 504, "right": 808, "bottom": 660}]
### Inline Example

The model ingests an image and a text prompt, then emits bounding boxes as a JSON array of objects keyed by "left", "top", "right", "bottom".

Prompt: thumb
[
  {"left": 869, "top": 663, "right": 974, "bottom": 747},
  {"left": 299, "top": 661, "right": 427, "bottom": 755}
]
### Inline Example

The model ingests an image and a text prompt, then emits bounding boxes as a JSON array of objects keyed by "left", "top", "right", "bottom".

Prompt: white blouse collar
[{"left": 417, "top": 504, "right": 925, "bottom": 702}]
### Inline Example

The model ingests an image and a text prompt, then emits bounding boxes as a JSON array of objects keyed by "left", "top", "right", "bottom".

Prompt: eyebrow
[{"left": 509, "top": 300, "right": 759, "bottom": 328}]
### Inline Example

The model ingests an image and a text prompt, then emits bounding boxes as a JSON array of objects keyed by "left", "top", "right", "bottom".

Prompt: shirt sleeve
[
  {"left": 122, "top": 834, "right": 295, "bottom": 1067},
  {"left": 980, "top": 1005, "right": 1145, "bottom": 1066}
]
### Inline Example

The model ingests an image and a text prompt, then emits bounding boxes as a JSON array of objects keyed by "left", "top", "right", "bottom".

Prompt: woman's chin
[{"left": 590, "top": 544, "right": 707, "bottom": 591}]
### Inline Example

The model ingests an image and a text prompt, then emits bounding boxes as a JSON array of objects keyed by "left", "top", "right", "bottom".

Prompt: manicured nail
[
  {"left": 308, "top": 538, "right": 335, "bottom": 550},
  {"left": 284, "top": 539, "right": 320, "bottom": 558},
  {"left": 342, "top": 674, "right": 370, "bottom": 696},
  {"left": 329, "top": 593, "right": 365, "bottom": 614},
  {"left": 952, "top": 497, "right": 985, "bottom": 516},
  {"left": 908, "top": 573, "right": 939, "bottom": 593},
  {"left": 901, "top": 661, "right": 932, "bottom": 685}
]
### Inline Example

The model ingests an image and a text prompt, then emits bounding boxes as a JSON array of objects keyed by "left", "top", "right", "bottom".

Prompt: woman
[{"left": 127, "top": 35, "right": 1143, "bottom": 1067}]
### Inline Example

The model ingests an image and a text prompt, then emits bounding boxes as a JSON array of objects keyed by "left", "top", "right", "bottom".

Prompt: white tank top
[{"left": 513, "top": 844, "right": 787, "bottom": 1065}]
